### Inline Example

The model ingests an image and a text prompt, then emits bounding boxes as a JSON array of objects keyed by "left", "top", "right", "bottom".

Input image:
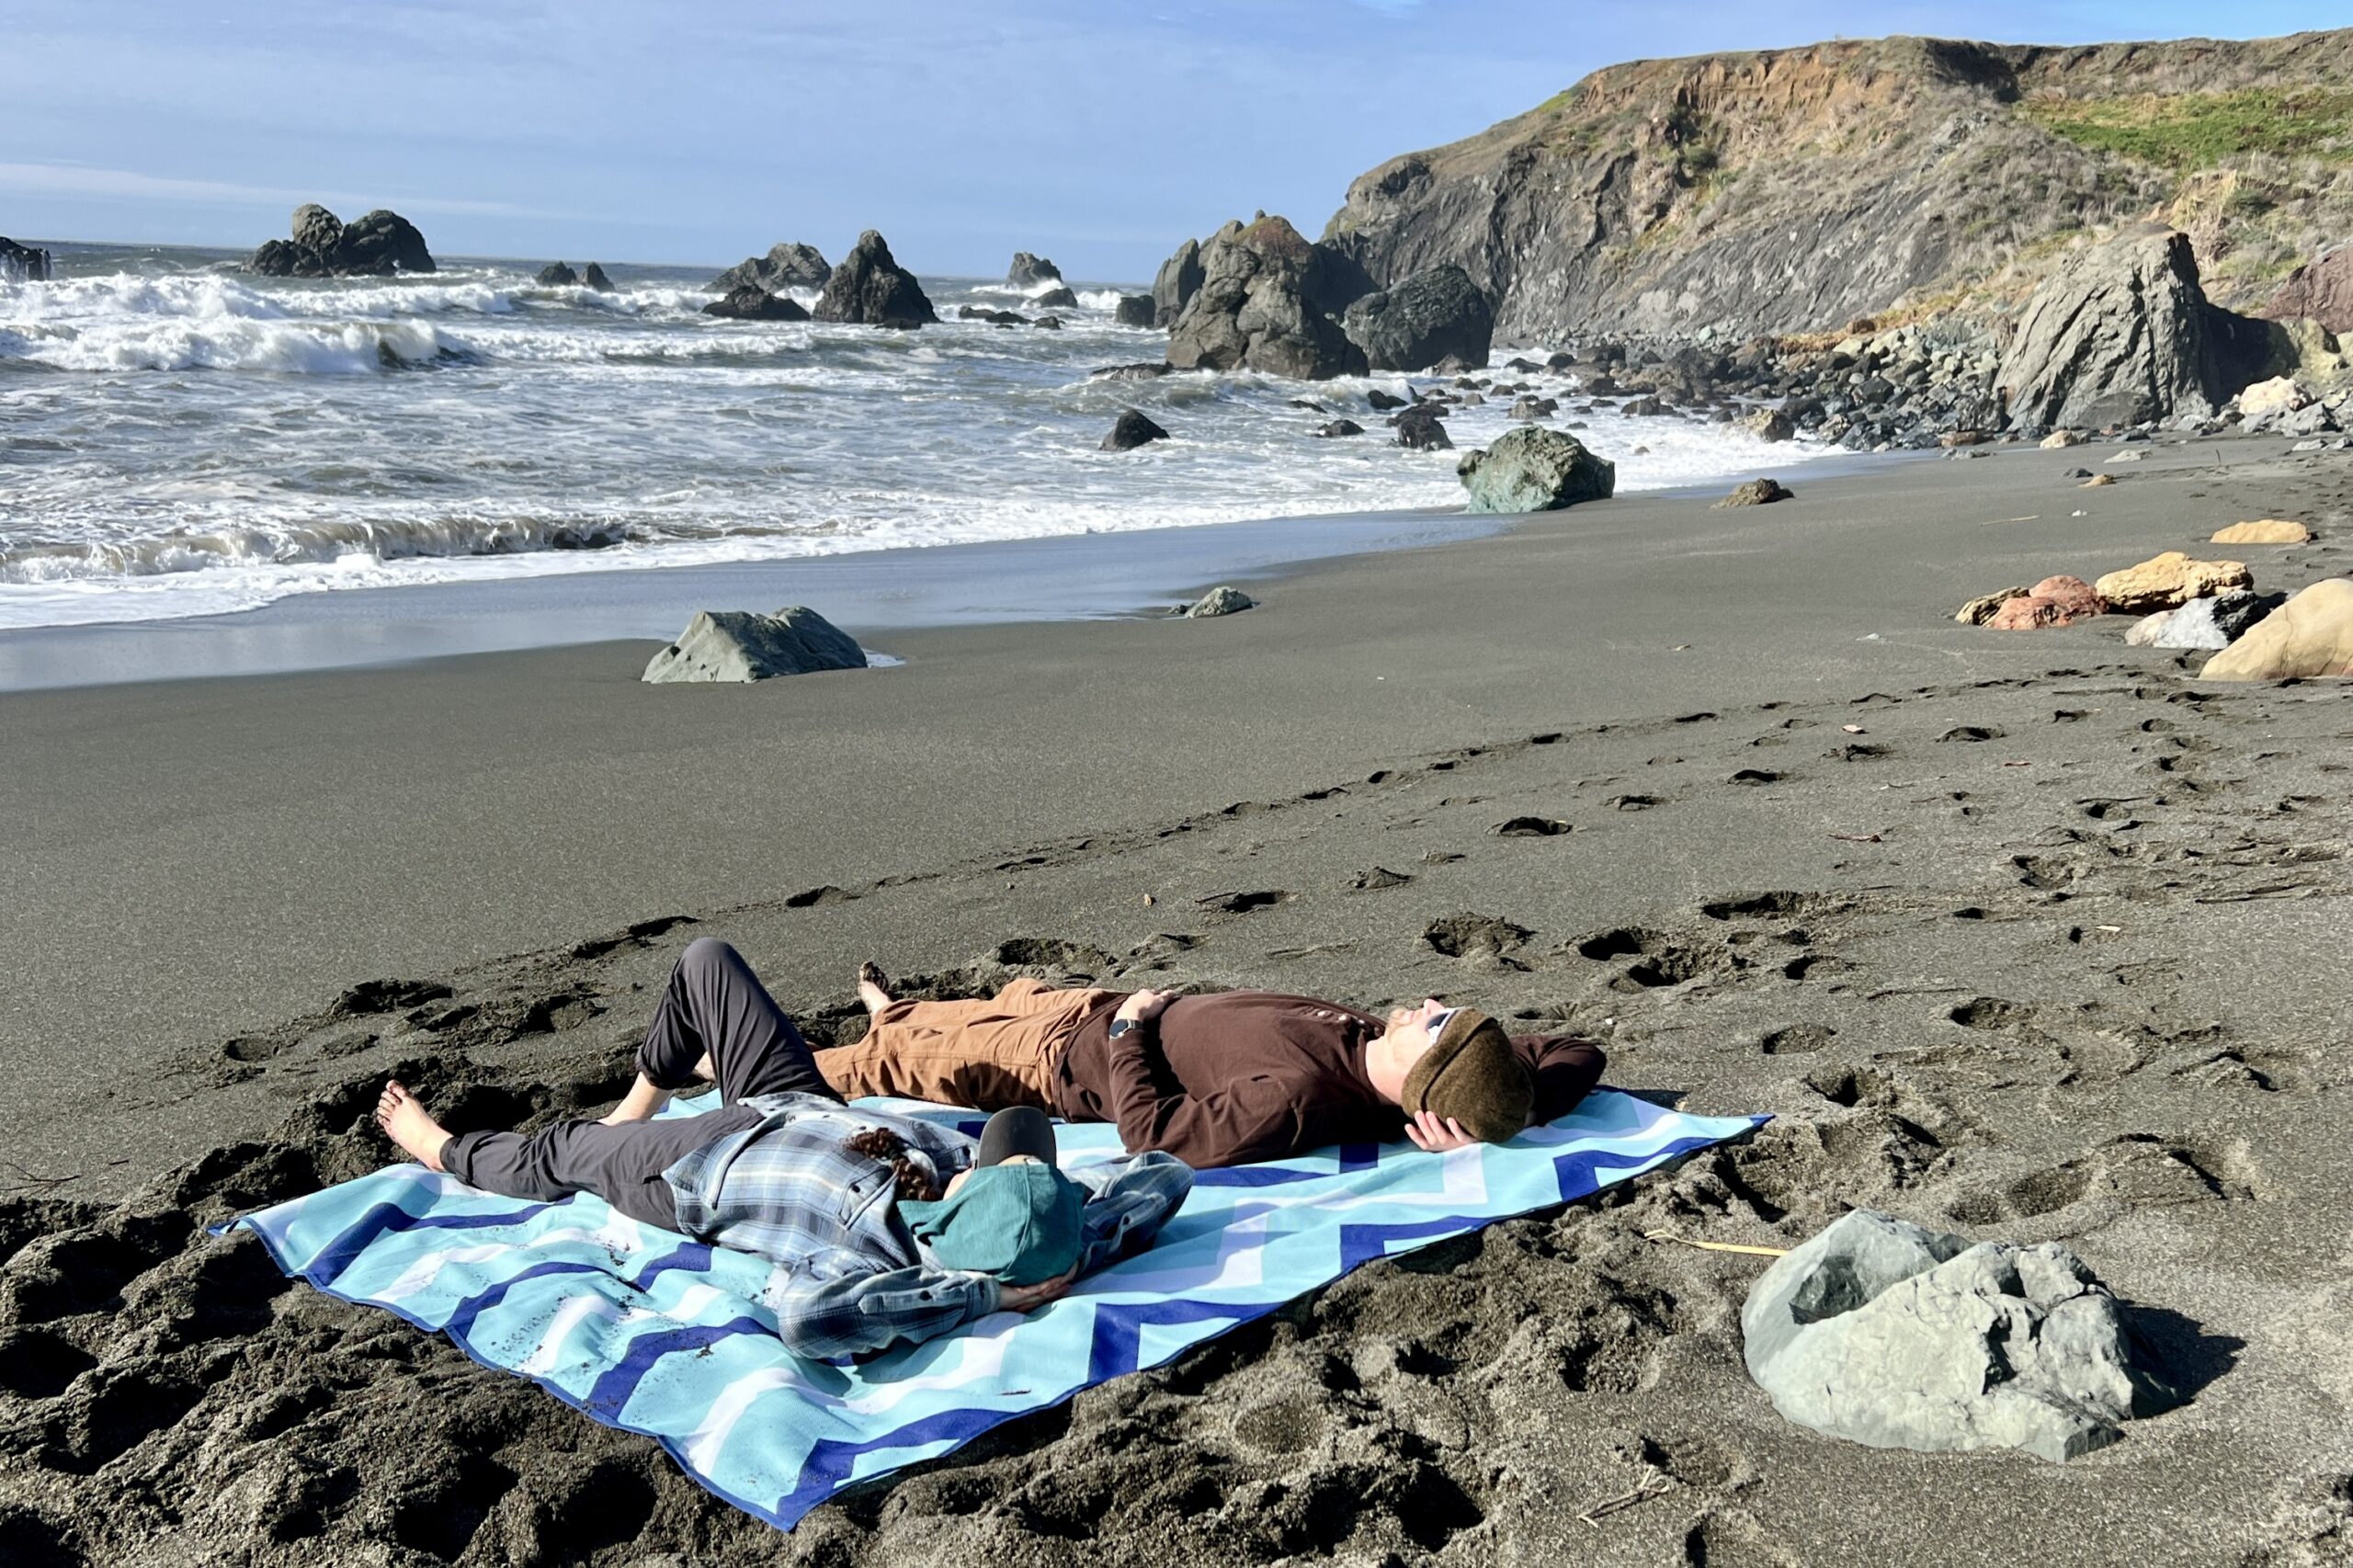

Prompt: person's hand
[
  {"left": 1116, "top": 989, "right": 1178, "bottom": 1025},
  {"left": 1404, "top": 1108, "right": 1479, "bottom": 1153},
  {"left": 996, "top": 1264, "right": 1080, "bottom": 1314}
]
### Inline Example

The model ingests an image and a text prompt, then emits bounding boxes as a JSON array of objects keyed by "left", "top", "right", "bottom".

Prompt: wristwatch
[{"left": 1108, "top": 1016, "right": 1149, "bottom": 1040}]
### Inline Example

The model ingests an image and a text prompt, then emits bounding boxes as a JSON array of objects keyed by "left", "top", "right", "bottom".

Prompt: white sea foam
[{"left": 0, "top": 246, "right": 1838, "bottom": 631}]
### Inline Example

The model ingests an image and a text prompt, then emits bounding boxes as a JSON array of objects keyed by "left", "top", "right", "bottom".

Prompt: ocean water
[{"left": 0, "top": 242, "right": 1830, "bottom": 631}]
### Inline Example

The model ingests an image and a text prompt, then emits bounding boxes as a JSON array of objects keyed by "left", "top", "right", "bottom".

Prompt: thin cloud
[{"left": 0, "top": 161, "right": 563, "bottom": 222}]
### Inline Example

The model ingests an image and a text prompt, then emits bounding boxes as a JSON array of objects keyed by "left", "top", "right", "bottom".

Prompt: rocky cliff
[{"left": 1324, "top": 30, "right": 2353, "bottom": 344}]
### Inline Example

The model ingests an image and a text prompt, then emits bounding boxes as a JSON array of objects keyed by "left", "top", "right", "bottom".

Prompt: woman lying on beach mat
[
  {"left": 373, "top": 938, "right": 1190, "bottom": 1358},
  {"left": 590, "top": 938, "right": 1606, "bottom": 1169}
]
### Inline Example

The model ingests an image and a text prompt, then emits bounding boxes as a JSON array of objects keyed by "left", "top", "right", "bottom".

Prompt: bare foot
[
  {"left": 375, "top": 1080, "right": 452, "bottom": 1172},
  {"left": 857, "top": 960, "right": 893, "bottom": 1017}
]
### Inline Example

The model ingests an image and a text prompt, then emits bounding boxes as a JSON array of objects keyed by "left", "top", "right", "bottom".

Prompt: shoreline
[{"left": 5, "top": 429, "right": 2351, "bottom": 1564}]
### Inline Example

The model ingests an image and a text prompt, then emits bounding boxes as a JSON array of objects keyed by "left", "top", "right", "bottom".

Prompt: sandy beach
[{"left": 4, "top": 434, "right": 2352, "bottom": 1564}]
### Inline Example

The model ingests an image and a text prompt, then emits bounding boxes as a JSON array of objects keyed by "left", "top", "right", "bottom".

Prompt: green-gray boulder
[
  {"left": 1456, "top": 426, "right": 1616, "bottom": 513},
  {"left": 642, "top": 606, "right": 868, "bottom": 683}
]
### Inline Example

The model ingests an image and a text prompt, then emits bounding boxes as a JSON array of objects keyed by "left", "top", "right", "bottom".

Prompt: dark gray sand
[{"left": 4, "top": 437, "right": 2352, "bottom": 1564}]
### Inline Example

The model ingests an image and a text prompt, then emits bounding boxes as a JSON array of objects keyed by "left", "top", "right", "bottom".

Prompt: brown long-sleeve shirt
[{"left": 1051, "top": 991, "right": 1606, "bottom": 1169}]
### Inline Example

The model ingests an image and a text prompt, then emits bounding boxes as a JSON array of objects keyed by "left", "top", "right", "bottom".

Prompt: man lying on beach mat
[
  {"left": 373, "top": 938, "right": 1190, "bottom": 1358},
  {"left": 805, "top": 965, "right": 1604, "bottom": 1167}
]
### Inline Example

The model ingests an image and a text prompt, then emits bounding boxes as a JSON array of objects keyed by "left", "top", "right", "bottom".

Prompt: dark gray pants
[{"left": 441, "top": 937, "right": 840, "bottom": 1231}]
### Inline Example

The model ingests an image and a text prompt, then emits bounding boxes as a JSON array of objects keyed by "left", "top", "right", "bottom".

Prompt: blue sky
[{"left": 0, "top": 1, "right": 2335, "bottom": 281}]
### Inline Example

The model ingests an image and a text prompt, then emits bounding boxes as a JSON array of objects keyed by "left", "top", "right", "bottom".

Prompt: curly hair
[{"left": 845, "top": 1127, "right": 943, "bottom": 1203}]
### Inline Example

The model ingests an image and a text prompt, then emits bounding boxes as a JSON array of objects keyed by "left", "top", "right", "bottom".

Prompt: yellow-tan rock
[
  {"left": 2200, "top": 579, "right": 2353, "bottom": 681},
  {"left": 2082, "top": 473, "right": 2116, "bottom": 487},
  {"left": 2093, "top": 551, "right": 2252, "bottom": 614},
  {"left": 2039, "top": 430, "right": 2083, "bottom": 449},
  {"left": 2211, "top": 519, "right": 2313, "bottom": 546}
]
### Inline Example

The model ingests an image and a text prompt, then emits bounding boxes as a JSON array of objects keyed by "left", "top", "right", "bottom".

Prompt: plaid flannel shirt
[{"left": 663, "top": 1093, "right": 1192, "bottom": 1359}]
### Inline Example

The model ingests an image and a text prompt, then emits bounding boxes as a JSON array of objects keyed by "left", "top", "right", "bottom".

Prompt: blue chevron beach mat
[{"left": 224, "top": 1090, "right": 1764, "bottom": 1529}]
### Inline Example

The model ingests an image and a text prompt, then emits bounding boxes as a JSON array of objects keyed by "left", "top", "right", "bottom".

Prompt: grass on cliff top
[{"left": 2024, "top": 88, "right": 2353, "bottom": 171}]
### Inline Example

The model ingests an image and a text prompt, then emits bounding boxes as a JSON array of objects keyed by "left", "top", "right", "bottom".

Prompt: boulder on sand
[
  {"left": 1457, "top": 426, "right": 1615, "bottom": 513},
  {"left": 1165, "top": 215, "right": 1369, "bottom": 381},
  {"left": 702, "top": 285, "right": 810, "bottom": 322},
  {"left": 2200, "top": 578, "right": 2353, "bottom": 681},
  {"left": 1006, "top": 251, "right": 1063, "bottom": 289},
  {"left": 2127, "top": 591, "right": 2286, "bottom": 650},
  {"left": 642, "top": 607, "right": 868, "bottom": 683},
  {"left": 1985, "top": 576, "right": 2106, "bottom": 630},
  {"left": 535, "top": 261, "right": 579, "bottom": 287},
  {"left": 1740, "top": 408, "right": 1794, "bottom": 442},
  {"left": 813, "top": 230, "right": 937, "bottom": 328},
  {"left": 1715, "top": 477, "right": 1792, "bottom": 507},
  {"left": 1743, "top": 1210, "right": 2173, "bottom": 1462},
  {"left": 2093, "top": 551, "right": 2252, "bottom": 614},
  {"left": 2238, "top": 376, "right": 2309, "bottom": 419},
  {"left": 1955, "top": 586, "right": 2030, "bottom": 626},
  {"left": 2040, "top": 429, "right": 2085, "bottom": 449},
  {"left": 2212, "top": 519, "right": 2312, "bottom": 545},
  {"left": 710, "top": 242, "right": 830, "bottom": 293},
  {"left": 1340, "top": 264, "right": 1494, "bottom": 372},
  {"left": 248, "top": 204, "right": 436, "bottom": 277},
  {"left": 1099, "top": 409, "right": 1169, "bottom": 451},
  {"left": 1185, "top": 585, "right": 1256, "bottom": 618}
]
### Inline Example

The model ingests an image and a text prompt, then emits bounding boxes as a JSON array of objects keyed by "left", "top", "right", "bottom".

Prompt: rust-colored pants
[{"left": 813, "top": 978, "right": 1119, "bottom": 1110}]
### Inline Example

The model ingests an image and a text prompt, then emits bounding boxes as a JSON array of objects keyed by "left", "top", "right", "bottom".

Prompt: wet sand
[{"left": 3, "top": 434, "right": 2351, "bottom": 1564}]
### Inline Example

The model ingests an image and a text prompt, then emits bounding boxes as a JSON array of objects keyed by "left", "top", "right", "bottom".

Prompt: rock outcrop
[
  {"left": 2200, "top": 579, "right": 2353, "bottom": 681},
  {"left": 1007, "top": 252, "right": 1063, "bottom": 288},
  {"left": 582, "top": 263, "right": 615, "bottom": 292},
  {"left": 248, "top": 205, "right": 435, "bottom": 277},
  {"left": 1032, "top": 285, "right": 1079, "bottom": 310},
  {"left": 702, "top": 286, "right": 810, "bottom": 322},
  {"left": 1457, "top": 427, "right": 1615, "bottom": 513},
  {"left": 1392, "top": 405, "right": 1450, "bottom": 450},
  {"left": 1997, "top": 231, "right": 2257, "bottom": 430},
  {"left": 710, "top": 242, "right": 830, "bottom": 293},
  {"left": 813, "top": 231, "right": 937, "bottom": 328},
  {"left": 1165, "top": 216, "right": 1371, "bottom": 380},
  {"left": 1099, "top": 409, "right": 1169, "bottom": 451},
  {"left": 1743, "top": 1210, "right": 2172, "bottom": 1462},
  {"left": 1340, "top": 265, "right": 1493, "bottom": 372},
  {"left": 642, "top": 607, "right": 868, "bottom": 683},
  {"left": 0, "top": 235, "right": 51, "bottom": 282},
  {"left": 534, "top": 262, "right": 578, "bottom": 287},
  {"left": 1320, "top": 31, "right": 2353, "bottom": 343},
  {"left": 1151, "top": 238, "right": 1204, "bottom": 327},
  {"left": 2266, "top": 247, "right": 2353, "bottom": 335},
  {"left": 1114, "top": 294, "right": 1155, "bottom": 328}
]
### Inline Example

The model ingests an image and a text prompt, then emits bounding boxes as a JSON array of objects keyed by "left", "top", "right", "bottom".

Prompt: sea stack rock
[
  {"left": 1007, "top": 251, "right": 1063, "bottom": 288},
  {"left": 248, "top": 204, "right": 436, "bottom": 278},
  {"left": 642, "top": 607, "right": 868, "bottom": 683},
  {"left": 1099, "top": 409, "right": 1169, "bottom": 451},
  {"left": 535, "top": 261, "right": 579, "bottom": 287},
  {"left": 701, "top": 285, "right": 811, "bottom": 322},
  {"left": 710, "top": 242, "right": 831, "bottom": 293},
  {"left": 583, "top": 263, "right": 616, "bottom": 292},
  {"left": 813, "top": 231, "right": 937, "bottom": 328},
  {"left": 1151, "top": 237, "right": 1204, "bottom": 327},
  {"left": 1997, "top": 230, "right": 2245, "bottom": 430},
  {"left": 1114, "top": 294, "right": 1155, "bottom": 328},
  {"left": 1457, "top": 427, "right": 1615, "bottom": 512},
  {"left": 1165, "top": 216, "right": 1370, "bottom": 381},
  {"left": 1032, "top": 285, "right": 1079, "bottom": 310},
  {"left": 1743, "top": 1210, "right": 2173, "bottom": 1462},
  {"left": 1341, "top": 264, "right": 1494, "bottom": 372},
  {"left": 1, "top": 236, "right": 54, "bottom": 282}
]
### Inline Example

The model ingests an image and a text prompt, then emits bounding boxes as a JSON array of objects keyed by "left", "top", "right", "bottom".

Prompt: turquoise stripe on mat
[{"left": 225, "top": 1090, "right": 1764, "bottom": 1529}]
